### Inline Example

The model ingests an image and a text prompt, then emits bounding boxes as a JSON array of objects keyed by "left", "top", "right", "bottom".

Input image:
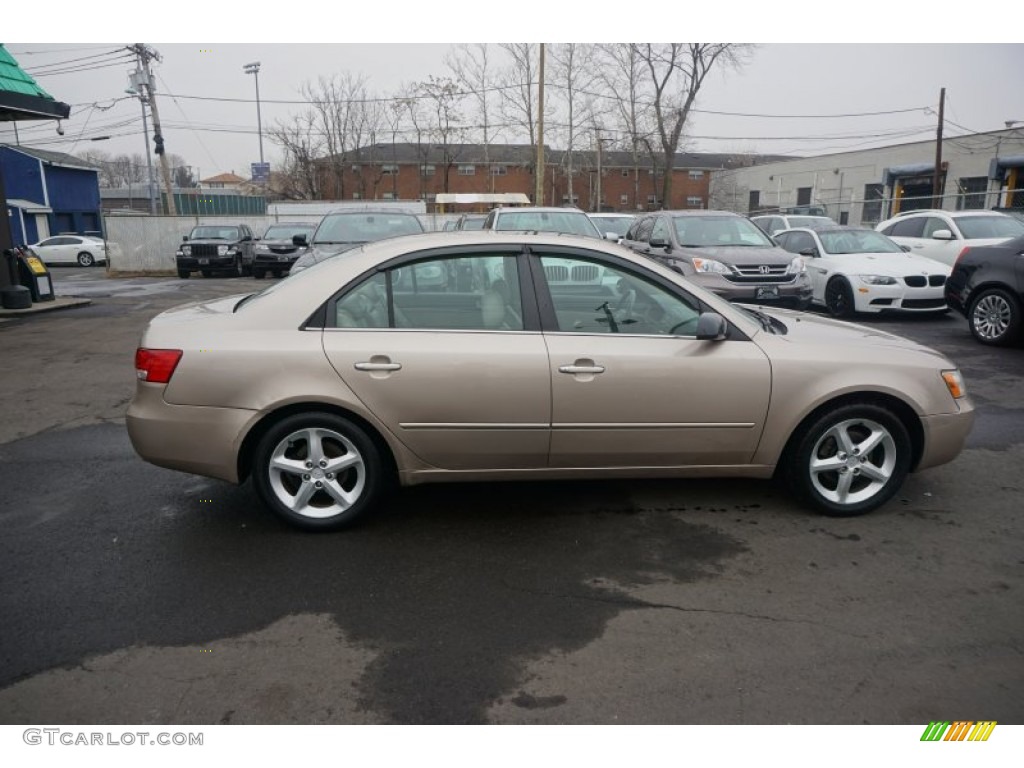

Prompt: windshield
[
  {"left": 313, "top": 213, "right": 424, "bottom": 244},
  {"left": 263, "top": 225, "right": 315, "bottom": 240},
  {"left": 590, "top": 216, "right": 636, "bottom": 236},
  {"left": 190, "top": 226, "right": 240, "bottom": 240},
  {"left": 673, "top": 215, "right": 775, "bottom": 248},
  {"left": 459, "top": 216, "right": 487, "bottom": 230},
  {"left": 818, "top": 230, "right": 904, "bottom": 255},
  {"left": 494, "top": 210, "right": 601, "bottom": 238},
  {"left": 955, "top": 215, "right": 1024, "bottom": 239}
]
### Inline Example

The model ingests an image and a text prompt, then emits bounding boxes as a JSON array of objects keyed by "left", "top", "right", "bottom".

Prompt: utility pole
[
  {"left": 128, "top": 44, "right": 177, "bottom": 216},
  {"left": 933, "top": 87, "right": 945, "bottom": 207},
  {"left": 243, "top": 62, "right": 264, "bottom": 165},
  {"left": 534, "top": 43, "right": 545, "bottom": 207}
]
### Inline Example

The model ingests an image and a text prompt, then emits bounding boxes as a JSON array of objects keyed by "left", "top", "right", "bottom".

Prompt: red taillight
[{"left": 135, "top": 348, "right": 183, "bottom": 383}]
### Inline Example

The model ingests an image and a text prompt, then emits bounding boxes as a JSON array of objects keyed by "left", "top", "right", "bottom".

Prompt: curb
[{"left": 0, "top": 297, "right": 93, "bottom": 318}]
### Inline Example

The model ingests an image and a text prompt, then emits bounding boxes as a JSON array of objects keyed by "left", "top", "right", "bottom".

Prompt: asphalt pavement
[{"left": 0, "top": 266, "right": 1021, "bottom": 725}]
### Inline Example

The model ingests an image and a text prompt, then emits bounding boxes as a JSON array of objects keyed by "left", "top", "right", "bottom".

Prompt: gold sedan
[{"left": 127, "top": 232, "right": 974, "bottom": 531}]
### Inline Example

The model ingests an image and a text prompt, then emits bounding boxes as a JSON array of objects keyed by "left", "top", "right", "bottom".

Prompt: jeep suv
[
  {"left": 176, "top": 224, "right": 256, "bottom": 278},
  {"left": 621, "top": 210, "right": 812, "bottom": 309}
]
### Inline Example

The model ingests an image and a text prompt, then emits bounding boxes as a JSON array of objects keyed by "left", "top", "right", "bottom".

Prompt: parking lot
[{"left": 0, "top": 266, "right": 1022, "bottom": 725}]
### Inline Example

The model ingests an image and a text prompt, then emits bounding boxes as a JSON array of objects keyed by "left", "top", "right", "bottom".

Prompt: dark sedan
[
  {"left": 253, "top": 222, "right": 316, "bottom": 279},
  {"left": 944, "top": 234, "right": 1024, "bottom": 345}
]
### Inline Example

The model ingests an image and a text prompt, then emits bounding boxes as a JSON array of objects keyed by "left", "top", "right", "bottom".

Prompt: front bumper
[
  {"left": 695, "top": 273, "right": 813, "bottom": 309},
  {"left": 253, "top": 254, "right": 301, "bottom": 269},
  {"left": 856, "top": 283, "right": 948, "bottom": 313},
  {"left": 176, "top": 255, "right": 237, "bottom": 271},
  {"left": 915, "top": 399, "right": 976, "bottom": 472}
]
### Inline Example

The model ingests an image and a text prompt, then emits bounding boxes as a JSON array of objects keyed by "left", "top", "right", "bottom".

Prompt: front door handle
[{"left": 355, "top": 361, "right": 402, "bottom": 372}]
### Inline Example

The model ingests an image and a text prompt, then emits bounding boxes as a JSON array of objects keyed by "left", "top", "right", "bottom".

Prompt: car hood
[
  {"left": 753, "top": 305, "right": 947, "bottom": 357},
  {"left": 184, "top": 239, "right": 240, "bottom": 245},
  {"left": 816, "top": 251, "right": 950, "bottom": 275},
  {"left": 259, "top": 238, "right": 309, "bottom": 248},
  {"left": 674, "top": 245, "right": 795, "bottom": 266}
]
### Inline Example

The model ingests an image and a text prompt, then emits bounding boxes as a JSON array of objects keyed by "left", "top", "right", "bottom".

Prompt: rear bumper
[{"left": 126, "top": 383, "right": 255, "bottom": 483}]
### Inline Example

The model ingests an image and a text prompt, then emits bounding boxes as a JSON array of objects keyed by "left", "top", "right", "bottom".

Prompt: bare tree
[
  {"left": 300, "top": 73, "right": 374, "bottom": 199},
  {"left": 414, "top": 76, "right": 466, "bottom": 194},
  {"left": 498, "top": 43, "right": 539, "bottom": 147},
  {"left": 634, "top": 43, "right": 749, "bottom": 208},
  {"left": 550, "top": 43, "right": 597, "bottom": 206},
  {"left": 447, "top": 44, "right": 500, "bottom": 191},
  {"left": 268, "top": 111, "right": 323, "bottom": 199}
]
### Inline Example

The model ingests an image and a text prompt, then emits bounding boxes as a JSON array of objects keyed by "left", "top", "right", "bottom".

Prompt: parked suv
[
  {"left": 944, "top": 234, "right": 1024, "bottom": 346},
  {"left": 252, "top": 222, "right": 316, "bottom": 279},
  {"left": 621, "top": 210, "right": 812, "bottom": 309},
  {"left": 176, "top": 224, "right": 257, "bottom": 278},
  {"left": 876, "top": 209, "right": 1024, "bottom": 266}
]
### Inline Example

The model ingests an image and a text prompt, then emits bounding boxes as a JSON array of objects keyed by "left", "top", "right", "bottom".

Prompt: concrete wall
[{"left": 103, "top": 213, "right": 454, "bottom": 274}]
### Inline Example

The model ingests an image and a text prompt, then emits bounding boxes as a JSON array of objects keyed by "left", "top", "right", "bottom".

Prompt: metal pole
[
  {"left": 595, "top": 130, "right": 602, "bottom": 212},
  {"left": 933, "top": 87, "right": 945, "bottom": 207},
  {"left": 534, "top": 44, "right": 545, "bottom": 206},
  {"left": 255, "top": 69, "right": 264, "bottom": 164}
]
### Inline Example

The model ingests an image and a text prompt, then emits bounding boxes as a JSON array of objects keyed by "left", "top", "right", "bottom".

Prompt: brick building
[{"left": 314, "top": 143, "right": 753, "bottom": 212}]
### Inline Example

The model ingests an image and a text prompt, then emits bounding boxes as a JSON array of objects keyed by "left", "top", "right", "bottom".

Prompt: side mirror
[
  {"left": 603, "top": 231, "right": 619, "bottom": 242},
  {"left": 695, "top": 311, "right": 728, "bottom": 341},
  {"left": 182, "top": 235, "right": 189, "bottom": 242},
  {"left": 649, "top": 236, "right": 670, "bottom": 249},
  {"left": 798, "top": 247, "right": 818, "bottom": 257},
  {"left": 931, "top": 229, "right": 955, "bottom": 241},
  {"left": 900, "top": 245, "right": 911, "bottom": 252}
]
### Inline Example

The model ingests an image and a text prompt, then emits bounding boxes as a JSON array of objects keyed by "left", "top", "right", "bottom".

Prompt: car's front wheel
[
  {"left": 252, "top": 412, "right": 386, "bottom": 531},
  {"left": 177, "top": 268, "right": 190, "bottom": 279},
  {"left": 253, "top": 269, "right": 266, "bottom": 280},
  {"left": 77, "top": 251, "right": 95, "bottom": 267},
  {"left": 785, "top": 403, "right": 911, "bottom": 517},
  {"left": 968, "top": 288, "right": 1021, "bottom": 346},
  {"left": 824, "top": 276, "right": 855, "bottom": 318}
]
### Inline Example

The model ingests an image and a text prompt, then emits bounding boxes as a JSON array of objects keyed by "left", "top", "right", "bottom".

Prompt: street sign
[{"left": 251, "top": 162, "right": 270, "bottom": 183}]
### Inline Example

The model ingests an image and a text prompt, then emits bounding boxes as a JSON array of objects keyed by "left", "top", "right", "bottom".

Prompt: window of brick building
[
  {"left": 490, "top": 165, "right": 508, "bottom": 176},
  {"left": 687, "top": 196, "right": 703, "bottom": 208},
  {"left": 421, "top": 165, "right": 435, "bottom": 176},
  {"left": 458, "top": 165, "right": 476, "bottom": 176},
  {"left": 689, "top": 170, "right": 704, "bottom": 180},
  {"left": 381, "top": 164, "right": 399, "bottom": 175}
]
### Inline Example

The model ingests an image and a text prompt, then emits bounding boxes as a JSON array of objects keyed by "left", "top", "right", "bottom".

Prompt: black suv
[
  {"left": 944, "top": 234, "right": 1024, "bottom": 345},
  {"left": 252, "top": 222, "right": 316, "bottom": 279},
  {"left": 176, "top": 224, "right": 257, "bottom": 278}
]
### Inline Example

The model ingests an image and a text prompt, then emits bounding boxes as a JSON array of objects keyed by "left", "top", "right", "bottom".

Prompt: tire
[
  {"left": 229, "top": 257, "right": 244, "bottom": 278},
  {"left": 272, "top": 269, "right": 283, "bottom": 279},
  {"left": 824, "top": 276, "right": 855, "bottom": 319},
  {"left": 251, "top": 412, "right": 386, "bottom": 531},
  {"left": 253, "top": 269, "right": 266, "bottom": 280},
  {"left": 177, "top": 268, "right": 190, "bottom": 279},
  {"left": 200, "top": 269, "right": 213, "bottom": 278},
  {"left": 77, "top": 252, "right": 95, "bottom": 267},
  {"left": 968, "top": 288, "right": 1021, "bottom": 346},
  {"left": 784, "top": 402, "right": 911, "bottom": 517}
]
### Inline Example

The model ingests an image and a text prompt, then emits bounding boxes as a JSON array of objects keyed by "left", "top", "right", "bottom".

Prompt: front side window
[
  {"left": 539, "top": 255, "right": 701, "bottom": 337},
  {"left": 334, "top": 255, "right": 524, "bottom": 331},
  {"left": 885, "top": 217, "right": 925, "bottom": 238},
  {"left": 651, "top": 217, "right": 671, "bottom": 243},
  {"left": 921, "top": 216, "right": 952, "bottom": 238}
]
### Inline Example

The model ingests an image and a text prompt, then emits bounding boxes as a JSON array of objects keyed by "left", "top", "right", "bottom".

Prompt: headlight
[
  {"left": 857, "top": 274, "right": 897, "bottom": 285},
  {"left": 181, "top": 245, "right": 191, "bottom": 256},
  {"left": 691, "top": 257, "right": 732, "bottom": 274},
  {"left": 787, "top": 256, "right": 806, "bottom": 275},
  {"left": 217, "top": 245, "right": 229, "bottom": 255},
  {"left": 942, "top": 369, "right": 966, "bottom": 399}
]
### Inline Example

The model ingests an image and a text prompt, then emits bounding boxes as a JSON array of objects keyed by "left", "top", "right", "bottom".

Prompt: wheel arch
[
  {"left": 236, "top": 401, "right": 400, "bottom": 484},
  {"left": 773, "top": 391, "right": 924, "bottom": 477}
]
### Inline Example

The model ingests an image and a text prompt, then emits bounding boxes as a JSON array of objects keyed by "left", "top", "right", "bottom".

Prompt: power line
[
  {"left": 24, "top": 49, "right": 129, "bottom": 72},
  {"left": 8, "top": 45, "right": 117, "bottom": 55},
  {"left": 28, "top": 57, "right": 135, "bottom": 78}
]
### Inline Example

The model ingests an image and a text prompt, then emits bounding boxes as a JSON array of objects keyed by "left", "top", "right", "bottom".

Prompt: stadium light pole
[{"left": 243, "top": 62, "right": 264, "bottom": 166}]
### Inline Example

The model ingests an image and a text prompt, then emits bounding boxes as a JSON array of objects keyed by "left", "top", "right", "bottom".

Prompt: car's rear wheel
[
  {"left": 252, "top": 412, "right": 385, "bottom": 531},
  {"left": 77, "top": 252, "right": 95, "bottom": 267},
  {"left": 968, "top": 288, "right": 1021, "bottom": 346},
  {"left": 785, "top": 403, "right": 911, "bottom": 517},
  {"left": 177, "top": 268, "right": 190, "bottom": 279},
  {"left": 824, "top": 277, "right": 855, "bottom": 318}
]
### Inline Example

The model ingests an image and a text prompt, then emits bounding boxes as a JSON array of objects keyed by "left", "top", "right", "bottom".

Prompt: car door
[
  {"left": 917, "top": 215, "right": 963, "bottom": 265},
  {"left": 531, "top": 248, "right": 772, "bottom": 468},
  {"left": 320, "top": 247, "right": 551, "bottom": 470}
]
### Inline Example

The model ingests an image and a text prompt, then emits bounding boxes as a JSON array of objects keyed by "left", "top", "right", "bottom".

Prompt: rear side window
[{"left": 886, "top": 217, "right": 926, "bottom": 237}]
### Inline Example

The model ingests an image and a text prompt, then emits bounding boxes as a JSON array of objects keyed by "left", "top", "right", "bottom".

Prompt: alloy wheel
[
  {"left": 808, "top": 417, "right": 896, "bottom": 506},
  {"left": 267, "top": 427, "right": 366, "bottom": 519}
]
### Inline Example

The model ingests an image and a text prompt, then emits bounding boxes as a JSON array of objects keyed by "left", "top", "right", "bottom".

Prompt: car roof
[
  {"left": 658, "top": 210, "right": 744, "bottom": 218},
  {"left": 588, "top": 212, "right": 635, "bottom": 218},
  {"left": 266, "top": 221, "right": 315, "bottom": 226},
  {"left": 494, "top": 206, "right": 586, "bottom": 214}
]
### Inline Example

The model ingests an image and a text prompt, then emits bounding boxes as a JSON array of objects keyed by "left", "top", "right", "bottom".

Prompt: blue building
[{"left": 1, "top": 144, "right": 102, "bottom": 246}]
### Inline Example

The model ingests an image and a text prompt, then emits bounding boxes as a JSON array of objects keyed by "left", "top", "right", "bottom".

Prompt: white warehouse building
[{"left": 708, "top": 127, "right": 1024, "bottom": 226}]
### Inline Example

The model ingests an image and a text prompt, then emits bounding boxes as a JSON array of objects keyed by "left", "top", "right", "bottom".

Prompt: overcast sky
[{"left": 3, "top": 10, "right": 1022, "bottom": 182}]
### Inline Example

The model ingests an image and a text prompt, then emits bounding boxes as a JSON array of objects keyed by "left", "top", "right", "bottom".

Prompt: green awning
[{"left": 0, "top": 45, "right": 71, "bottom": 121}]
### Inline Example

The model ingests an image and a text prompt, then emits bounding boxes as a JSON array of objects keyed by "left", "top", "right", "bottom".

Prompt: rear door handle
[
  {"left": 355, "top": 361, "right": 402, "bottom": 372},
  {"left": 559, "top": 364, "right": 605, "bottom": 375}
]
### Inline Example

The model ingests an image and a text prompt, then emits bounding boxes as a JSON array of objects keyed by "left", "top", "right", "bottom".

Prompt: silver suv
[
  {"left": 621, "top": 210, "right": 812, "bottom": 309},
  {"left": 876, "top": 209, "right": 1024, "bottom": 266}
]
